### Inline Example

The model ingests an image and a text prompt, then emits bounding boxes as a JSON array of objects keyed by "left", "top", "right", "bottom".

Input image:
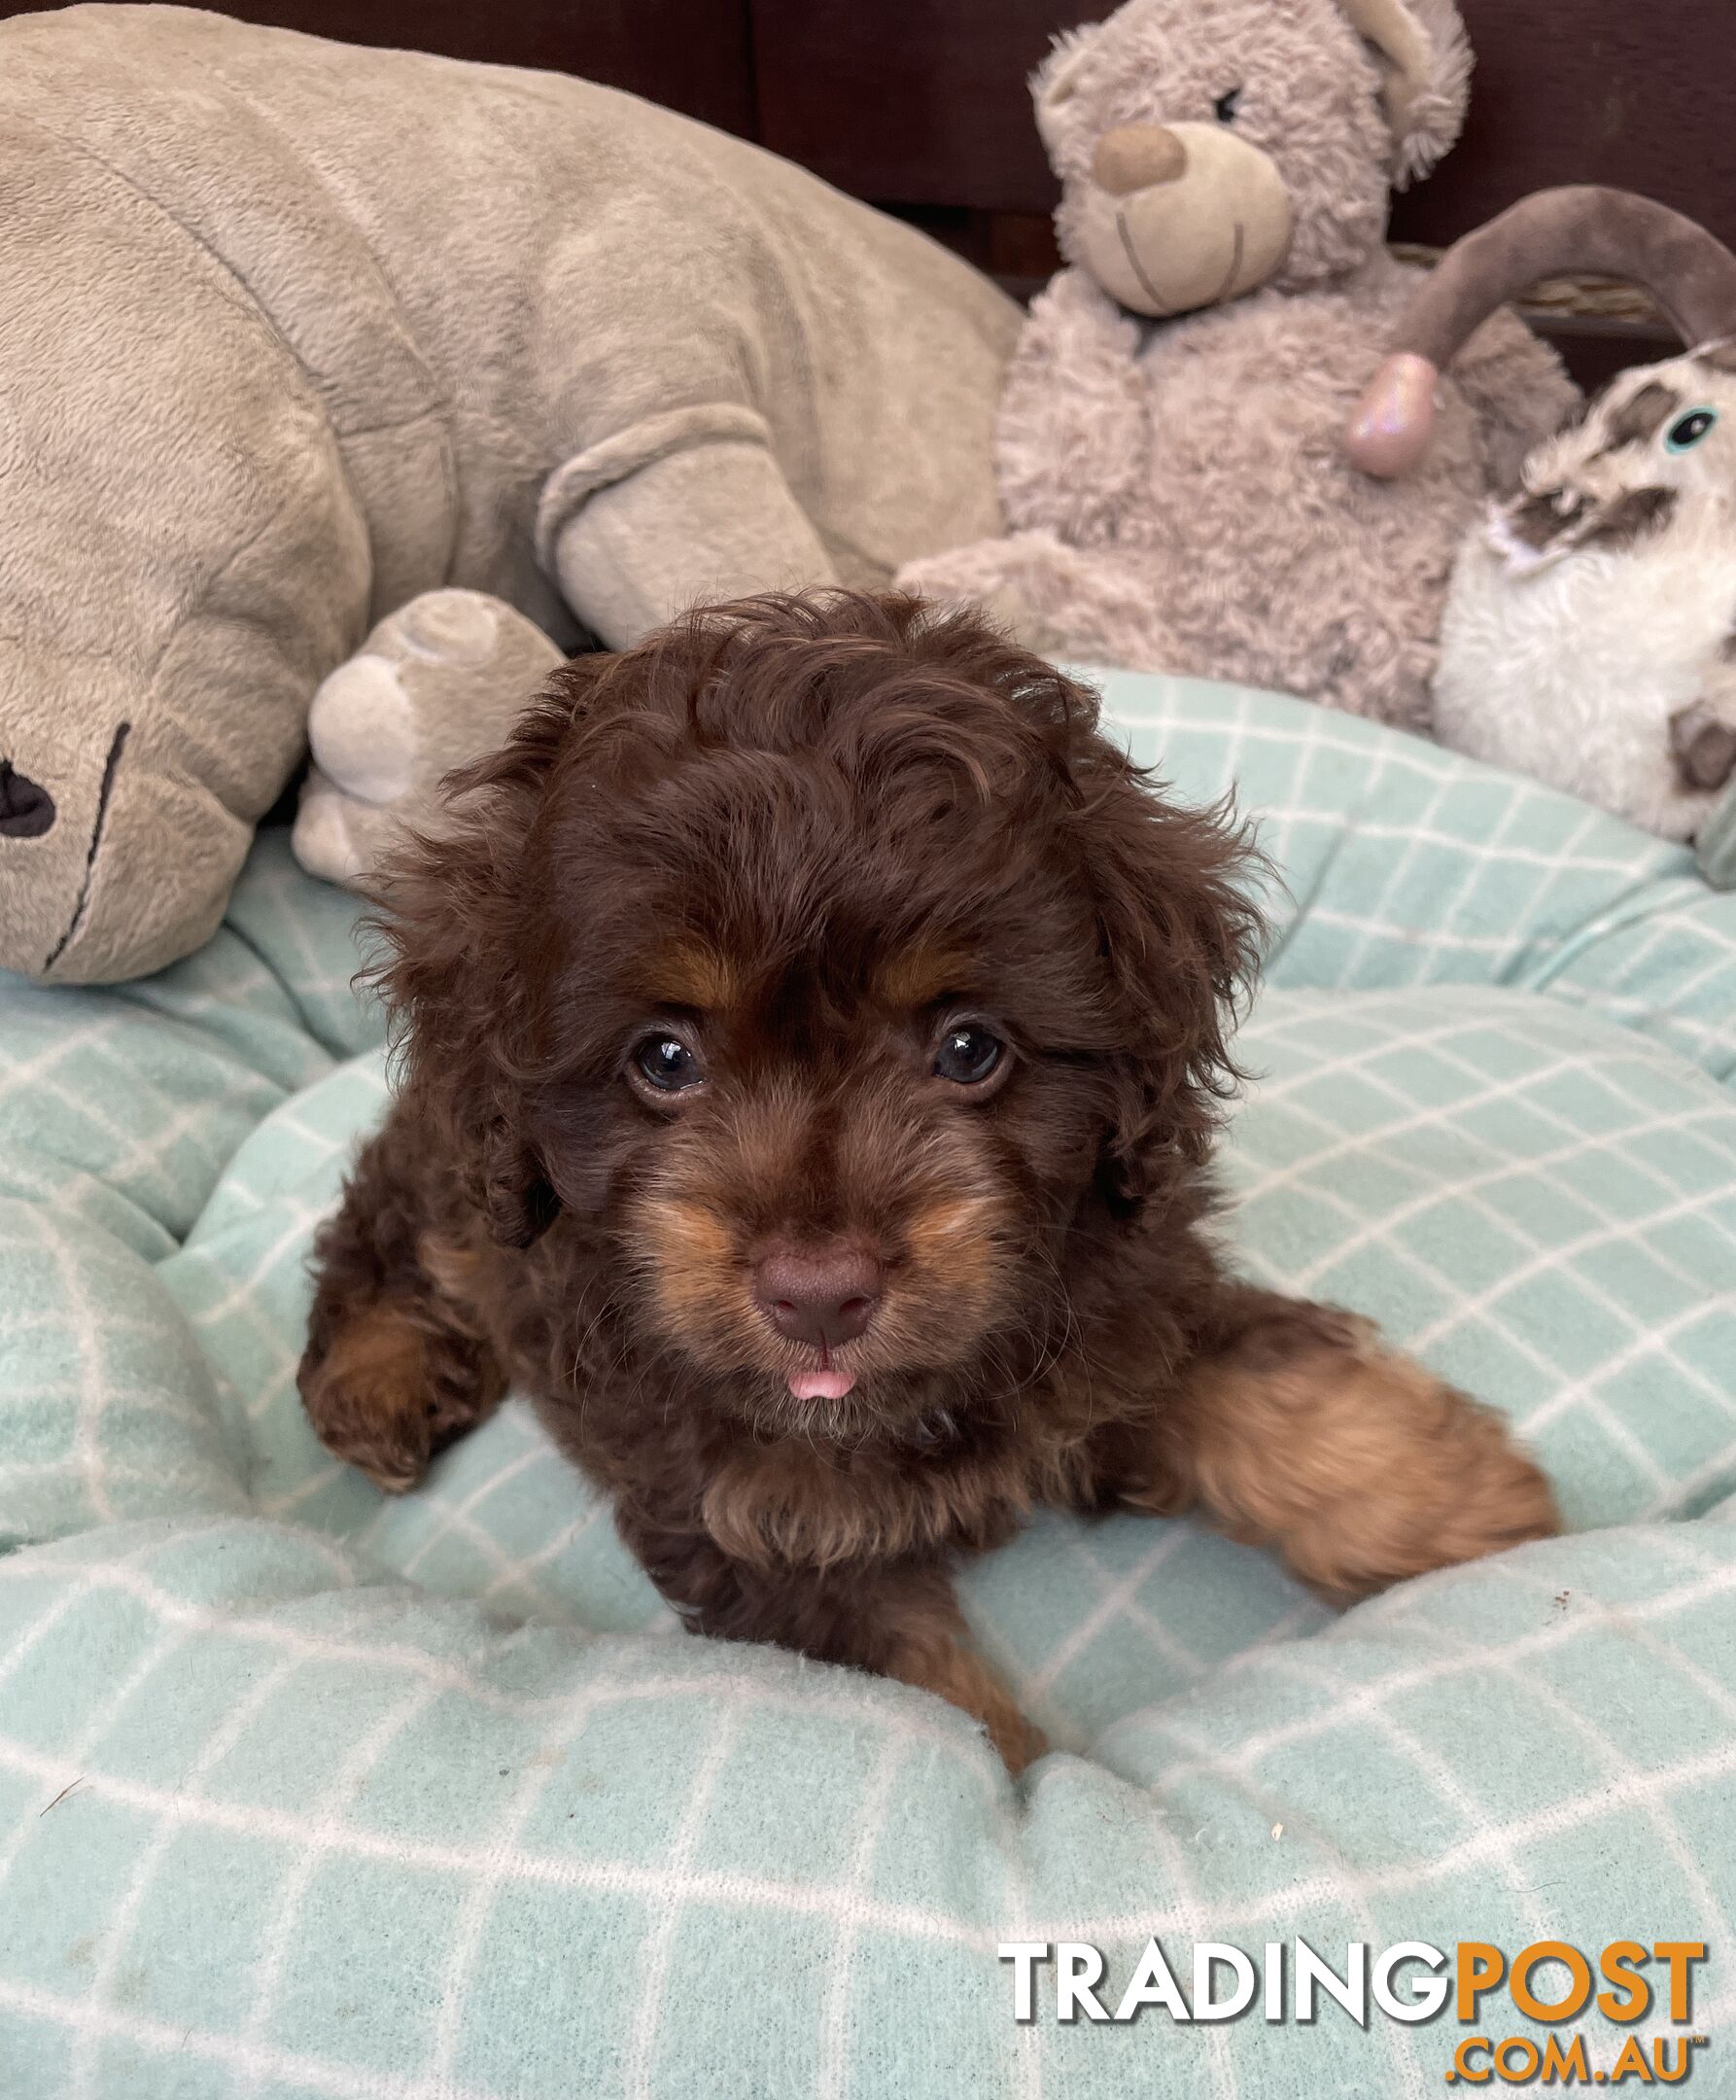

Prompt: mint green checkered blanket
[{"left": 3, "top": 675, "right": 1734, "bottom": 2098}]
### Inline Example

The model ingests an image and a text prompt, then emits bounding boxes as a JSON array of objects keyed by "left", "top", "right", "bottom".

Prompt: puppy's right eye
[
  {"left": 934, "top": 1022, "right": 1004, "bottom": 1086},
  {"left": 631, "top": 1033, "right": 705, "bottom": 1096}
]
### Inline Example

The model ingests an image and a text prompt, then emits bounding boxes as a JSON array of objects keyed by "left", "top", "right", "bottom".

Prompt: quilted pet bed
[{"left": 2, "top": 673, "right": 1734, "bottom": 2098}]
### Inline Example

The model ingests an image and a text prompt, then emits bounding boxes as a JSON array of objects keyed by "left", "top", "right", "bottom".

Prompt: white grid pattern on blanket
[
  {"left": 3, "top": 680, "right": 1734, "bottom": 2098},
  {"left": 1, "top": 1518, "right": 1732, "bottom": 2097}
]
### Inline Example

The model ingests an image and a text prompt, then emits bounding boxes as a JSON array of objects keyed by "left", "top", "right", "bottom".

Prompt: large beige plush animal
[
  {"left": 898, "top": 0, "right": 1575, "bottom": 731},
  {"left": 0, "top": 5, "right": 1017, "bottom": 984}
]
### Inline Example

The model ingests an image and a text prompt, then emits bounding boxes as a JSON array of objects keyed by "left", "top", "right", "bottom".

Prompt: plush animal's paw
[
  {"left": 1671, "top": 697, "right": 1736, "bottom": 794},
  {"left": 292, "top": 589, "right": 565, "bottom": 889},
  {"left": 896, "top": 541, "right": 1043, "bottom": 639},
  {"left": 898, "top": 530, "right": 1161, "bottom": 665},
  {"left": 896, "top": 557, "right": 1057, "bottom": 656}
]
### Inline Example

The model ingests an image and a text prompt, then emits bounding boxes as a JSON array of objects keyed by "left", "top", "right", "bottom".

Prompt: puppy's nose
[
  {"left": 0, "top": 762, "right": 54, "bottom": 839},
  {"left": 1092, "top": 122, "right": 1188, "bottom": 195},
  {"left": 754, "top": 1244, "right": 883, "bottom": 1349}
]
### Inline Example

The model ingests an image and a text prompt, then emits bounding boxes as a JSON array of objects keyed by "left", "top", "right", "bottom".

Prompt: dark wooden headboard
[
  {"left": 745, "top": 3, "right": 1735, "bottom": 243},
  {"left": 15, "top": 0, "right": 1734, "bottom": 382}
]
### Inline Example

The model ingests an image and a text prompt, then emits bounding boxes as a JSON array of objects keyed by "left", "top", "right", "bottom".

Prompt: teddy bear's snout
[
  {"left": 1070, "top": 120, "right": 1295, "bottom": 320},
  {"left": 0, "top": 761, "right": 55, "bottom": 840},
  {"left": 1092, "top": 123, "right": 1188, "bottom": 196}
]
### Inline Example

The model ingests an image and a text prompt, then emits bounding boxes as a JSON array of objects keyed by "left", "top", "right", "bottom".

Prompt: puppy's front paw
[
  {"left": 1291, "top": 1355, "right": 1559, "bottom": 1599},
  {"left": 995, "top": 1708, "right": 1050, "bottom": 1777},
  {"left": 885, "top": 1624, "right": 1049, "bottom": 1774},
  {"left": 292, "top": 589, "right": 565, "bottom": 890},
  {"left": 298, "top": 1301, "right": 501, "bottom": 1495},
  {"left": 1175, "top": 1312, "right": 1558, "bottom": 1600}
]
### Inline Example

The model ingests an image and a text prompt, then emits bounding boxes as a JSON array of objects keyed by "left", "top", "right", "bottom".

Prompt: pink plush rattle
[{"left": 1347, "top": 186, "right": 1736, "bottom": 477}]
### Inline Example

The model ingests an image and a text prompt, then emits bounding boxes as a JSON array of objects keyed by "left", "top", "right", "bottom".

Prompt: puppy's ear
[
  {"left": 366, "top": 664, "right": 596, "bottom": 1248},
  {"left": 1084, "top": 773, "right": 1265, "bottom": 1209},
  {"left": 481, "top": 1117, "right": 563, "bottom": 1250}
]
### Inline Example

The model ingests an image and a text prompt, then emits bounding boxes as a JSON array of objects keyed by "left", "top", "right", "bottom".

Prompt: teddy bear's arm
[
  {"left": 1445, "top": 306, "right": 1582, "bottom": 493},
  {"left": 995, "top": 268, "right": 1152, "bottom": 545}
]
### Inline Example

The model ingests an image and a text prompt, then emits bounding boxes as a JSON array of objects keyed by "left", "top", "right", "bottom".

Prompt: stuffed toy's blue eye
[
  {"left": 1214, "top": 87, "right": 1242, "bottom": 122},
  {"left": 1666, "top": 406, "right": 1719, "bottom": 452}
]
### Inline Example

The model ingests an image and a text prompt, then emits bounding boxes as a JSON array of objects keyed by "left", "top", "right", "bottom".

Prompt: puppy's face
[
  {"left": 532, "top": 805, "right": 1112, "bottom": 1440},
  {"left": 386, "top": 596, "right": 1257, "bottom": 1442}
]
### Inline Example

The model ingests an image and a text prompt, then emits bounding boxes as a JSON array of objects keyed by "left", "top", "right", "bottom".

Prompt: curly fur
[{"left": 298, "top": 590, "right": 1556, "bottom": 1767}]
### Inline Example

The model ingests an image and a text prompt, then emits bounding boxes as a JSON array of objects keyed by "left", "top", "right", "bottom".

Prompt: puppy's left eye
[
  {"left": 632, "top": 1033, "right": 705, "bottom": 1095},
  {"left": 1214, "top": 87, "right": 1242, "bottom": 122},
  {"left": 933, "top": 1022, "right": 1004, "bottom": 1086}
]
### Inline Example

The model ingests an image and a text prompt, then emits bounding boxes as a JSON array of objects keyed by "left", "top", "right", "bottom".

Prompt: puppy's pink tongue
[{"left": 788, "top": 1368, "right": 856, "bottom": 1402}]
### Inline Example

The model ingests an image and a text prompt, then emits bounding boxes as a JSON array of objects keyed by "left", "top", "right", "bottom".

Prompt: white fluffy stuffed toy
[
  {"left": 1436, "top": 349, "right": 1736, "bottom": 842},
  {"left": 1350, "top": 188, "right": 1736, "bottom": 848}
]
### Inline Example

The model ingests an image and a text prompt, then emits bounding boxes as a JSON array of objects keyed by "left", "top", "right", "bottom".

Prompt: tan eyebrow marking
[
  {"left": 646, "top": 941, "right": 739, "bottom": 1009},
  {"left": 874, "top": 946, "right": 975, "bottom": 1008}
]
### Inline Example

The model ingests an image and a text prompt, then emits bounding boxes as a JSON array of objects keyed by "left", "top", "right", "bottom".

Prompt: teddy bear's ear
[
  {"left": 1336, "top": 0, "right": 1472, "bottom": 186},
  {"left": 1032, "top": 26, "right": 1104, "bottom": 159}
]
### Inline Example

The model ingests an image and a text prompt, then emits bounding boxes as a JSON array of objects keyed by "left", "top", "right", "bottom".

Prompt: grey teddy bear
[{"left": 899, "top": 0, "right": 1579, "bottom": 731}]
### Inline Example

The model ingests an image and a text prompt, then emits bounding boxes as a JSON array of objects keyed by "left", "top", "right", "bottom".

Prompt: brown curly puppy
[{"left": 298, "top": 590, "right": 1555, "bottom": 1768}]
